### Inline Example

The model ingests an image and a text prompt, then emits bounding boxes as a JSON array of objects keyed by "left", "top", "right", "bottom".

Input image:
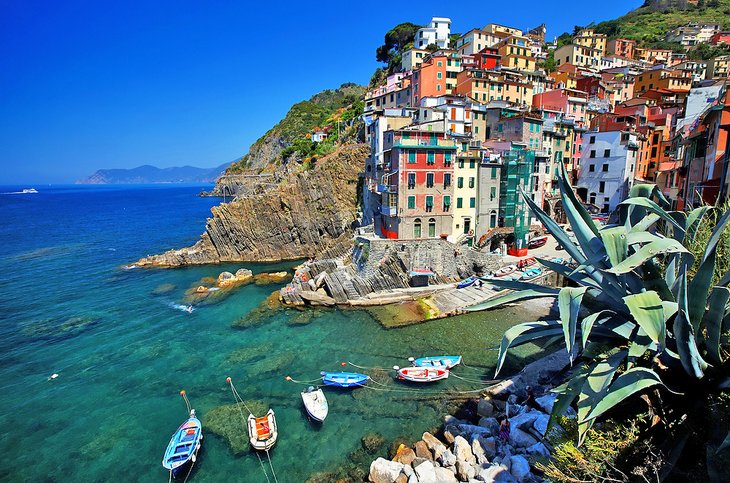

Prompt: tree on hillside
[{"left": 375, "top": 22, "right": 422, "bottom": 66}]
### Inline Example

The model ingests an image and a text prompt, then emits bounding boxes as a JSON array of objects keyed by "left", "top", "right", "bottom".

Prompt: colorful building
[
  {"left": 496, "top": 35, "right": 536, "bottom": 72},
  {"left": 414, "top": 17, "right": 452, "bottom": 49},
  {"left": 554, "top": 44, "right": 602, "bottom": 69},
  {"left": 707, "top": 55, "right": 730, "bottom": 79},
  {"left": 634, "top": 68, "right": 692, "bottom": 94},
  {"left": 606, "top": 38, "right": 635, "bottom": 59},
  {"left": 572, "top": 28, "right": 607, "bottom": 54},
  {"left": 412, "top": 51, "right": 462, "bottom": 105}
]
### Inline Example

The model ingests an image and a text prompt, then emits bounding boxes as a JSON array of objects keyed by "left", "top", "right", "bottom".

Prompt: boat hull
[
  {"left": 321, "top": 371, "right": 369, "bottom": 388},
  {"left": 301, "top": 388, "right": 328, "bottom": 422},
  {"left": 457, "top": 277, "right": 477, "bottom": 289},
  {"left": 162, "top": 417, "right": 202, "bottom": 476},
  {"left": 494, "top": 265, "right": 516, "bottom": 277},
  {"left": 397, "top": 367, "right": 449, "bottom": 382},
  {"left": 248, "top": 409, "right": 278, "bottom": 451},
  {"left": 413, "top": 356, "right": 462, "bottom": 369}
]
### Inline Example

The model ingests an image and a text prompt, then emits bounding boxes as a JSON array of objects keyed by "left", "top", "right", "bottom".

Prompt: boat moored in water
[
  {"left": 321, "top": 371, "right": 369, "bottom": 388},
  {"left": 410, "top": 355, "right": 462, "bottom": 368},
  {"left": 301, "top": 386, "right": 328, "bottom": 422},
  {"left": 247, "top": 409, "right": 278, "bottom": 451},
  {"left": 396, "top": 366, "right": 449, "bottom": 382},
  {"left": 162, "top": 392, "right": 203, "bottom": 479}
]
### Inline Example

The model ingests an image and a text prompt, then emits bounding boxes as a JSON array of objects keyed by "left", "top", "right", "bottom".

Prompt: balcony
[
  {"left": 378, "top": 184, "right": 398, "bottom": 194},
  {"left": 380, "top": 205, "right": 397, "bottom": 217},
  {"left": 394, "top": 138, "right": 457, "bottom": 149}
]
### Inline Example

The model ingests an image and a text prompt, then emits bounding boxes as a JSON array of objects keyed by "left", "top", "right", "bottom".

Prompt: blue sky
[{"left": 0, "top": 0, "right": 640, "bottom": 183}]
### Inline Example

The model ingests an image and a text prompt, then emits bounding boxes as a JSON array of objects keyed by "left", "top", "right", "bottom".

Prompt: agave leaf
[
  {"left": 601, "top": 227, "right": 628, "bottom": 267},
  {"left": 628, "top": 183, "right": 669, "bottom": 204},
  {"left": 627, "top": 328, "right": 654, "bottom": 370},
  {"left": 536, "top": 257, "right": 603, "bottom": 291},
  {"left": 581, "top": 310, "right": 615, "bottom": 349},
  {"left": 465, "top": 289, "right": 558, "bottom": 312},
  {"left": 494, "top": 320, "right": 564, "bottom": 376},
  {"left": 626, "top": 231, "right": 663, "bottom": 246},
  {"left": 558, "top": 160, "right": 600, "bottom": 238},
  {"left": 558, "top": 287, "right": 589, "bottom": 361},
  {"left": 484, "top": 278, "right": 560, "bottom": 293},
  {"left": 703, "top": 286, "right": 730, "bottom": 365},
  {"left": 557, "top": 177, "right": 605, "bottom": 265},
  {"left": 686, "top": 206, "right": 711, "bottom": 243},
  {"left": 550, "top": 366, "right": 589, "bottom": 428},
  {"left": 629, "top": 213, "right": 660, "bottom": 233},
  {"left": 605, "top": 238, "right": 688, "bottom": 274},
  {"left": 577, "top": 351, "right": 626, "bottom": 446},
  {"left": 619, "top": 198, "right": 685, "bottom": 234},
  {"left": 662, "top": 301, "right": 679, "bottom": 321},
  {"left": 669, "top": 211, "right": 688, "bottom": 243},
  {"left": 675, "top": 270, "right": 709, "bottom": 378},
  {"left": 717, "top": 432, "right": 730, "bottom": 454},
  {"left": 623, "top": 291, "right": 666, "bottom": 348},
  {"left": 585, "top": 368, "right": 665, "bottom": 422},
  {"left": 665, "top": 253, "right": 678, "bottom": 290}
]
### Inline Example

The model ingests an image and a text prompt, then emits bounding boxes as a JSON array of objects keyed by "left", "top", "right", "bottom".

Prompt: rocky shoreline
[{"left": 368, "top": 351, "right": 571, "bottom": 483}]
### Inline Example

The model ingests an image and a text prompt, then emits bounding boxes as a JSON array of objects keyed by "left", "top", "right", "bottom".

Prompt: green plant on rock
[{"left": 468, "top": 163, "right": 730, "bottom": 473}]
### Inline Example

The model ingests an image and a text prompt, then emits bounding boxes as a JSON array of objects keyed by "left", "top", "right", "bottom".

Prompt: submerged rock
[
  {"left": 203, "top": 401, "right": 268, "bottom": 454},
  {"left": 151, "top": 283, "right": 176, "bottom": 295},
  {"left": 22, "top": 315, "right": 100, "bottom": 341},
  {"left": 254, "top": 271, "right": 291, "bottom": 285},
  {"left": 361, "top": 432, "right": 386, "bottom": 453},
  {"left": 224, "top": 343, "right": 274, "bottom": 365}
]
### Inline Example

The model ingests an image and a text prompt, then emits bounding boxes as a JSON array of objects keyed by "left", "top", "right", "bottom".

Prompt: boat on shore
[
  {"left": 410, "top": 355, "right": 462, "bottom": 368},
  {"left": 162, "top": 393, "right": 202, "bottom": 479},
  {"left": 528, "top": 235, "right": 548, "bottom": 249},
  {"left": 247, "top": 409, "right": 278, "bottom": 451},
  {"left": 517, "top": 257, "right": 536, "bottom": 269},
  {"left": 457, "top": 276, "right": 477, "bottom": 289},
  {"left": 521, "top": 267, "right": 543, "bottom": 280},
  {"left": 396, "top": 366, "right": 449, "bottom": 382},
  {"left": 301, "top": 386, "right": 328, "bottom": 422},
  {"left": 321, "top": 371, "right": 369, "bottom": 388},
  {"left": 493, "top": 265, "right": 517, "bottom": 277}
]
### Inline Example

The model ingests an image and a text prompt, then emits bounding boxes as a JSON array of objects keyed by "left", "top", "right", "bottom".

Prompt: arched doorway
[
  {"left": 413, "top": 218, "right": 422, "bottom": 238},
  {"left": 489, "top": 210, "right": 497, "bottom": 228},
  {"left": 428, "top": 218, "right": 436, "bottom": 237}
]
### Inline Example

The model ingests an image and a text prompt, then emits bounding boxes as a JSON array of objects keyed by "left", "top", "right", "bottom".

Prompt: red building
[
  {"left": 475, "top": 47, "right": 501, "bottom": 70},
  {"left": 710, "top": 32, "right": 730, "bottom": 45},
  {"left": 607, "top": 38, "right": 635, "bottom": 59},
  {"left": 379, "top": 127, "right": 456, "bottom": 239}
]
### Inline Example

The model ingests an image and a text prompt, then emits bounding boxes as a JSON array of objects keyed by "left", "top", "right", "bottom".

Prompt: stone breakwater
[
  {"left": 133, "top": 144, "right": 370, "bottom": 267},
  {"left": 368, "top": 351, "right": 572, "bottom": 483}
]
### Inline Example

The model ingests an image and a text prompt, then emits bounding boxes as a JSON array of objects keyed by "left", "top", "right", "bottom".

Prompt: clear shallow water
[{"left": 0, "top": 185, "right": 544, "bottom": 482}]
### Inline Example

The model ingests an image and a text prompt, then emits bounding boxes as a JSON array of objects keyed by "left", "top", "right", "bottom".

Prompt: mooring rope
[
  {"left": 266, "top": 450, "right": 279, "bottom": 483},
  {"left": 227, "top": 377, "right": 272, "bottom": 483},
  {"left": 284, "top": 375, "right": 322, "bottom": 385},
  {"left": 448, "top": 372, "right": 500, "bottom": 385},
  {"left": 345, "top": 361, "right": 392, "bottom": 371}
]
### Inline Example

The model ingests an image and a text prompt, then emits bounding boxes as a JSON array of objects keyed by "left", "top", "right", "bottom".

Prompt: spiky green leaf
[
  {"left": 558, "top": 287, "right": 589, "bottom": 360},
  {"left": 623, "top": 291, "right": 666, "bottom": 348},
  {"left": 601, "top": 227, "right": 628, "bottom": 267},
  {"left": 619, "top": 198, "right": 685, "bottom": 234},
  {"left": 675, "top": 270, "right": 709, "bottom": 378},
  {"left": 494, "top": 320, "right": 564, "bottom": 376},
  {"left": 585, "top": 368, "right": 665, "bottom": 421},
  {"left": 577, "top": 351, "right": 626, "bottom": 445},
  {"left": 605, "top": 238, "right": 688, "bottom": 274},
  {"left": 465, "top": 288, "right": 558, "bottom": 312},
  {"left": 580, "top": 310, "right": 615, "bottom": 349},
  {"left": 703, "top": 286, "right": 730, "bottom": 365}
]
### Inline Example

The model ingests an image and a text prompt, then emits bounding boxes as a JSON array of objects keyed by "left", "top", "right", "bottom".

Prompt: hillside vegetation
[{"left": 226, "top": 83, "right": 366, "bottom": 173}]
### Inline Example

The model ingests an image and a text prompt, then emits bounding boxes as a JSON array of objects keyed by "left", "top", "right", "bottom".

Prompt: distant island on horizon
[{"left": 76, "top": 163, "right": 229, "bottom": 184}]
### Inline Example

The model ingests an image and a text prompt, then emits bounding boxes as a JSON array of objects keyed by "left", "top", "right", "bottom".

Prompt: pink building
[{"left": 532, "top": 88, "right": 588, "bottom": 124}]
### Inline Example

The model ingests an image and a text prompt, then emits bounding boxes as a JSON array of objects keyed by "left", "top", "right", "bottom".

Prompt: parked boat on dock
[
  {"left": 301, "top": 386, "right": 328, "bottom": 422},
  {"left": 321, "top": 371, "right": 369, "bottom": 388},
  {"left": 247, "top": 409, "right": 278, "bottom": 451},
  {"left": 517, "top": 257, "right": 536, "bottom": 269},
  {"left": 528, "top": 235, "right": 548, "bottom": 249},
  {"left": 521, "top": 267, "right": 542, "bottom": 280}
]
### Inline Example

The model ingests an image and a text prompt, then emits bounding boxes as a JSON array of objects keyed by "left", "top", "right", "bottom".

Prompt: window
[
  {"left": 468, "top": 177, "right": 475, "bottom": 188},
  {"left": 599, "top": 181, "right": 605, "bottom": 193},
  {"left": 413, "top": 219, "right": 422, "bottom": 238},
  {"left": 589, "top": 150, "right": 596, "bottom": 158},
  {"left": 408, "top": 151, "right": 416, "bottom": 163},
  {"left": 426, "top": 173, "right": 434, "bottom": 188},
  {"left": 469, "top": 197, "right": 476, "bottom": 208},
  {"left": 602, "top": 164, "right": 608, "bottom": 172},
  {"left": 621, "top": 133, "right": 629, "bottom": 141},
  {"left": 457, "top": 177, "right": 464, "bottom": 188},
  {"left": 443, "top": 173, "right": 451, "bottom": 187},
  {"left": 425, "top": 196, "right": 434, "bottom": 212},
  {"left": 408, "top": 173, "right": 416, "bottom": 189},
  {"left": 437, "top": 72, "right": 442, "bottom": 79},
  {"left": 590, "top": 136, "right": 596, "bottom": 143},
  {"left": 489, "top": 210, "right": 497, "bottom": 228},
  {"left": 458, "top": 159, "right": 464, "bottom": 168},
  {"left": 428, "top": 218, "right": 436, "bottom": 237},
  {"left": 407, "top": 196, "right": 416, "bottom": 209},
  {"left": 443, "top": 195, "right": 451, "bottom": 212},
  {"left": 604, "top": 149, "right": 611, "bottom": 157},
  {"left": 444, "top": 151, "right": 452, "bottom": 165},
  {"left": 456, "top": 198, "right": 463, "bottom": 208},
  {"left": 491, "top": 167, "right": 498, "bottom": 179},
  {"left": 490, "top": 186, "right": 496, "bottom": 201},
  {"left": 427, "top": 151, "right": 435, "bottom": 165},
  {"left": 469, "top": 159, "right": 475, "bottom": 169},
  {"left": 589, "top": 164, "right": 595, "bottom": 172}
]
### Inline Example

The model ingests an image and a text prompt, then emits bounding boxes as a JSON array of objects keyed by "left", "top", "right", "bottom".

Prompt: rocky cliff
[{"left": 134, "top": 143, "right": 369, "bottom": 267}]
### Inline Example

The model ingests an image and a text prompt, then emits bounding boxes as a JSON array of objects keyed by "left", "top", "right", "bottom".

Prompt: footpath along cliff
[{"left": 135, "top": 143, "right": 369, "bottom": 266}]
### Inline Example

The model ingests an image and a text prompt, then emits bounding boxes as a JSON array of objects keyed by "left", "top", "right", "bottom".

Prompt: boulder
[
  {"left": 509, "top": 455, "right": 531, "bottom": 483},
  {"left": 509, "top": 411, "right": 539, "bottom": 432},
  {"left": 456, "top": 459, "right": 476, "bottom": 481},
  {"left": 532, "top": 413, "right": 549, "bottom": 437},
  {"left": 253, "top": 271, "right": 290, "bottom": 285},
  {"left": 477, "top": 398, "right": 495, "bottom": 418},
  {"left": 369, "top": 457, "right": 404, "bottom": 483},
  {"left": 509, "top": 428, "right": 538, "bottom": 449},
  {"left": 414, "top": 460, "right": 437, "bottom": 482},
  {"left": 445, "top": 415, "right": 467, "bottom": 426},
  {"left": 422, "top": 432, "right": 447, "bottom": 460},
  {"left": 526, "top": 442, "right": 550, "bottom": 458},
  {"left": 534, "top": 393, "right": 556, "bottom": 414},
  {"left": 414, "top": 440, "right": 433, "bottom": 461},
  {"left": 439, "top": 448, "right": 457, "bottom": 467},
  {"left": 458, "top": 423, "right": 494, "bottom": 439},
  {"left": 402, "top": 464, "right": 414, "bottom": 477},
  {"left": 478, "top": 417, "right": 500, "bottom": 436},
  {"left": 395, "top": 474, "right": 408, "bottom": 483},
  {"left": 435, "top": 466, "right": 459, "bottom": 482},
  {"left": 444, "top": 427, "right": 457, "bottom": 444},
  {"left": 482, "top": 437, "right": 497, "bottom": 460},
  {"left": 411, "top": 457, "right": 428, "bottom": 468},
  {"left": 454, "top": 435, "right": 476, "bottom": 465},
  {"left": 392, "top": 445, "right": 416, "bottom": 466},
  {"left": 476, "top": 464, "right": 517, "bottom": 482},
  {"left": 471, "top": 437, "right": 487, "bottom": 466}
]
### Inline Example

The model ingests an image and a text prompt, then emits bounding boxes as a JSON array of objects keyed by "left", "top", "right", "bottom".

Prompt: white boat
[
  {"left": 22, "top": 188, "right": 38, "bottom": 194},
  {"left": 247, "top": 409, "right": 278, "bottom": 451},
  {"left": 396, "top": 366, "right": 449, "bottom": 382},
  {"left": 300, "top": 386, "right": 328, "bottom": 422}
]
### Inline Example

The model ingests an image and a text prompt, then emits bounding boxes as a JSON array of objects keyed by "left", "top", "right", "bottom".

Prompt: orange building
[
  {"left": 411, "top": 52, "right": 462, "bottom": 105},
  {"left": 634, "top": 68, "right": 692, "bottom": 95}
]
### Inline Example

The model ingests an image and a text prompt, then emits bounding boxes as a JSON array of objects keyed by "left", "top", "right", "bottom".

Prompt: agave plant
[{"left": 468, "top": 163, "right": 730, "bottom": 454}]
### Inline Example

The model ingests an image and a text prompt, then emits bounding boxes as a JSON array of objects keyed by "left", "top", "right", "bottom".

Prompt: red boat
[
  {"left": 528, "top": 236, "right": 548, "bottom": 249},
  {"left": 517, "top": 257, "right": 536, "bottom": 269},
  {"left": 493, "top": 265, "right": 517, "bottom": 277},
  {"left": 396, "top": 366, "right": 449, "bottom": 382}
]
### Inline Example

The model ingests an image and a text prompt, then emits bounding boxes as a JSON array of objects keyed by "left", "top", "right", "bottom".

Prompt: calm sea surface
[{"left": 0, "top": 184, "right": 544, "bottom": 482}]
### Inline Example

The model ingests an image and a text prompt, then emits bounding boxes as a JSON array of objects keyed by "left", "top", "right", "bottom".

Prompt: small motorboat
[
  {"left": 321, "top": 371, "right": 369, "bottom": 388},
  {"left": 396, "top": 366, "right": 449, "bottom": 382},
  {"left": 247, "top": 409, "right": 278, "bottom": 451},
  {"left": 457, "top": 276, "right": 478, "bottom": 289},
  {"left": 22, "top": 188, "right": 38, "bottom": 194},
  {"left": 521, "top": 268, "right": 543, "bottom": 280},
  {"left": 162, "top": 399, "right": 202, "bottom": 478},
  {"left": 494, "top": 265, "right": 517, "bottom": 277},
  {"left": 552, "top": 257, "right": 564, "bottom": 264},
  {"left": 528, "top": 236, "right": 548, "bottom": 249},
  {"left": 301, "top": 386, "right": 328, "bottom": 422},
  {"left": 517, "top": 257, "right": 537, "bottom": 269},
  {"left": 410, "top": 355, "right": 462, "bottom": 368}
]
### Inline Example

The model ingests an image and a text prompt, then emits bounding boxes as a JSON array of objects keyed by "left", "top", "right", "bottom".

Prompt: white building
[
  {"left": 415, "top": 17, "right": 451, "bottom": 49},
  {"left": 666, "top": 23, "right": 720, "bottom": 48},
  {"left": 577, "top": 131, "right": 639, "bottom": 213}
]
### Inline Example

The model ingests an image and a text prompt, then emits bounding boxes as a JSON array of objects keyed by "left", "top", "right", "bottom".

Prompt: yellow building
[
  {"left": 496, "top": 35, "right": 536, "bottom": 72},
  {"left": 452, "top": 151, "right": 480, "bottom": 237},
  {"left": 707, "top": 55, "right": 730, "bottom": 79},
  {"left": 455, "top": 70, "right": 533, "bottom": 107},
  {"left": 572, "top": 28, "right": 607, "bottom": 54},
  {"left": 483, "top": 23, "right": 523, "bottom": 36},
  {"left": 554, "top": 44, "right": 602, "bottom": 69}
]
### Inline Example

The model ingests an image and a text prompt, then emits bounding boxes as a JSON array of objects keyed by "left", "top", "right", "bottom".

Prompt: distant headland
[{"left": 76, "top": 163, "right": 229, "bottom": 184}]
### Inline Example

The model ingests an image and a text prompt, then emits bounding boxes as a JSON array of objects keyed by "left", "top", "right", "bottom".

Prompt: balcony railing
[
  {"left": 394, "top": 138, "right": 457, "bottom": 148},
  {"left": 380, "top": 205, "right": 397, "bottom": 217}
]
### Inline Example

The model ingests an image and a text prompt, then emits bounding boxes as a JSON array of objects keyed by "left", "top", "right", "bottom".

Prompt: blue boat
[
  {"left": 457, "top": 276, "right": 477, "bottom": 289},
  {"left": 321, "top": 371, "right": 369, "bottom": 388},
  {"left": 162, "top": 410, "right": 202, "bottom": 478},
  {"left": 410, "top": 355, "right": 462, "bottom": 369}
]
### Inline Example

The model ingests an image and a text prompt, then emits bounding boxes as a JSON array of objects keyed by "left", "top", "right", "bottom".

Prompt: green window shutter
[
  {"left": 457, "top": 198, "right": 463, "bottom": 208},
  {"left": 469, "top": 160, "right": 475, "bottom": 169},
  {"left": 470, "top": 197, "right": 476, "bottom": 208},
  {"left": 457, "top": 177, "right": 464, "bottom": 188},
  {"left": 427, "top": 151, "right": 435, "bottom": 164},
  {"left": 469, "top": 177, "right": 475, "bottom": 188},
  {"left": 445, "top": 151, "right": 452, "bottom": 161},
  {"left": 403, "top": 132, "right": 410, "bottom": 139},
  {"left": 490, "top": 186, "right": 496, "bottom": 200},
  {"left": 443, "top": 195, "right": 451, "bottom": 208},
  {"left": 408, "top": 151, "right": 416, "bottom": 163},
  {"left": 491, "top": 167, "right": 497, "bottom": 179},
  {"left": 407, "top": 196, "right": 415, "bottom": 209},
  {"left": 426, "top": 196, "right": 433, "bottom": 207}
]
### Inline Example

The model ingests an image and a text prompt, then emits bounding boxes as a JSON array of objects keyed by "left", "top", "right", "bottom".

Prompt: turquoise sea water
[{"left": 0, "top": 185, "right": 545, "bottom": 482}]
